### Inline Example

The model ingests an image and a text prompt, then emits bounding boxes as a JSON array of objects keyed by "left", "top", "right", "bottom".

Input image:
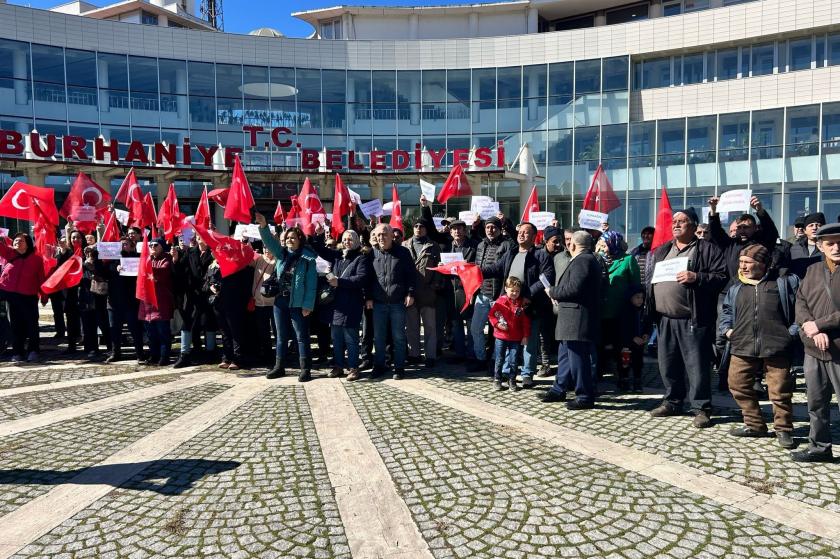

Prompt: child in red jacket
[{"left": 489, "top": 276, "right": 531, "bottom": 391}]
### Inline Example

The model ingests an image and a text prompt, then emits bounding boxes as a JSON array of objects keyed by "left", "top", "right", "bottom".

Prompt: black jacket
[
  {"left": 548, "top": 251, "right": 602, "bottom": 342},
  {"left": 476, "top": 236, "right": 515, "bottom": 299},
  {"left": 481, "top": 244, "right": 555, "bottom": 310},
  {"left": 708, "top": 208, "right": 779, "bottom": 288},
  {"left": 645, "top": 239, "right": 728, "bottom": 328},
  {"left": 311, "top": 241, "right": 371, "bottom": 328},
  {"left": 790, "top": 237, "right": 823, "bottom": 279},
  {"left": 96, "top": 250, "right": 139, "bottom": 310},
  {"left": 367, "top": 244, "right": 416, "bottom": 304}
]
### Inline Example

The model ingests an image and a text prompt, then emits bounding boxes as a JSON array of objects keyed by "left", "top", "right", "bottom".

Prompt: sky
[{"left": 11, "top": 0, "right": 496, "bottom": 37}]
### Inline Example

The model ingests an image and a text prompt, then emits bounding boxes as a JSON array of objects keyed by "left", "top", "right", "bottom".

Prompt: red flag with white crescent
[
  {"left": 582, "top": 163, "right": 622, "bottom": 214},
  {"left": 274, "top": 201, "right": 286, "bottom": 228},
  {"left": 429, "top": 262, "right": 483, "bottom": 312},
  {"left": 194, "top": 185, "right": 212, "bottom": 231},
  {"left": 101, "top": 211, "right": 121, "bottom": 242},
  {"left": 437, "top": 163, "right": 471, "bottom": 204},
  {"left": 140, "top": 192, "right": 157, "bottom": 232},
  {"left": 520, "top": 185, "right": 543, "bottom": 244},
  {"left": 298, "top": 178, "right": 325, "bottom": 236},
  {"left": 194, "top": 223, "right": 255, "bottom": 277},
  {"left": 157, "top": 183, "right": 183, "bottom": 242},
  {"left": 60, "top": 172, "right": 111, "bottom": 233},
  {"left": 41, "top": 254, "right": 83, "bottom": 295},
  {"left": 136, "top": 230, "right": 158, "bottom": 308},
  {"left": 331, "top": 173, "right": 351, "bottom": 239},
  {"left": 224, "top": 155, "right": 255, "bottom": 224},
  {"left": 389, "top": 184, "right": 403, "bottom": 233},
  {"left": 651, "top": 187, "right": 673, "bottom": 251},
  {"left": 0, "top": 182, "right": 58, "bottom": 225}
]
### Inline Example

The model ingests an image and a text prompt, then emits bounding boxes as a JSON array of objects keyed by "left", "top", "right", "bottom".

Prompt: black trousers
[
  {"left": 49, "top": 293, "right": 65, "bottom": 337},
  {"left": 360, "top": 306, "right": 374, "bottom": 360},
  {"left": 7, "top": 292, "right": 39, "bottom": 355},
  {"left": 64, "top": 288, "right": 81, "bottom": 344},
  {"left": 657, "top": 316, "right": 713, "bottom": 412},
  {"left": 216, "top": 303, "right": 245, "bottom": 364},
  {"left": 109, "top": 302, "right": 143, "bottom": 357}
]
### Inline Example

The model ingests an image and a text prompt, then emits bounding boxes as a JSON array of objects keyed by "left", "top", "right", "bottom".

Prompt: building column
[
  {"left": 649, "top": 0, "right": 664, "bottom": 18},
  {"left": 409, "top": 14, "right": 419, "bottom": 39},
  {"left": 594, "top": 11, "right": 607, "bottom": 27},
  {"left": 90, "top": 171, "right": 111, "bottom": 194},
  {"left": 526, "top": 7, "right": 538, "bottom": 34},
  {"left": 469, "top": 13, "right": 478, "bottom": 37},
  {"left": 26, "top": 169, "right": 47, "bottom": 187}
]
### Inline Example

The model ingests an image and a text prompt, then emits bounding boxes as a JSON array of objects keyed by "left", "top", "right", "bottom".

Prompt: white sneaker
[{"left": 26, "top": 352, "right": 39, "bottom": 362}]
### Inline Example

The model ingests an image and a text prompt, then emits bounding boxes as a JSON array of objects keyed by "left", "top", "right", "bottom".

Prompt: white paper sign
[
  {"left": 71, "top": 206, "right": 97, "bottom": 222},
  {"left": 471, "top": 196, "right": 499, "bottom": 220},
  {"left": 119, "top": 257, "right": 139, "bottom": 276},
  {"left": 347, "top": 187, "right": 362, "bottom": 206},
  {"left": 181, "top": 227, "right": 195, "bottom": 246},
  {"left": 458, "top": 211, "right": 479, "bottom": 226},
  {"left": 577, "top": 209, "right": 608, "bottom": 230},
  {"left": 651, "top": 257, "right": 689, "bottom": 284},
  {"left": 539, "top": 273, "right": 552, "bottom": 289},
  {"left": 440, "top": 252, "right": 466, "bottom": 264},
  {"left": 470, "top": 196, "right": 492, "bottom": 212},
  {"left": 311, "top": 213, "right": 326, "bottom": 225},
  {"left": 717, "top": 189, "right": 752, "bottom": 214},
  {"left": 97, "top": 241, "right": 122, "bottom": 260},
  {"left": 232, "top": 224, "right": 247, "bottom": 241},
  {"left": 114, "top": 208, "right": 129, "bottom": 226},
  {"left": 315, "top": 256, "right": 331, "bottom": 274},
  {"left": 419, "top": 179, "right": 436, "bottom": 201},
  {"left": 433, "top": 217, "right": 445, "bottom": 231},
  {"left": 359, "top": 199, "right": 383, "bottom": 219},
  {"left": 530, "top": 211, "right": 556, "bottom": 231}
]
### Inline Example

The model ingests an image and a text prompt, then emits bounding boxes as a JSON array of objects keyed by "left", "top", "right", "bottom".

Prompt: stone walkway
[{"left": 0, "top": 346, "right": 838, "bottom": 558}]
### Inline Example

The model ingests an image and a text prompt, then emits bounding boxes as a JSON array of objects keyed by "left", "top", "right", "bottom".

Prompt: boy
[{"left": 489, "top": 277, "right": 531, "bottom": 391}]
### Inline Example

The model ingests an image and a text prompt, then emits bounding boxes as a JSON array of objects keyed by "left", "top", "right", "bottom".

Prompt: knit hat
[
  {"left": 673, "top": 207, "right": 700, "bottom": 225},
  {"left": 485, "top": 216, "right": 502, "bottom": 228},
  {"left": 804, "top": 212, "right": 826, "bottom": 227},
  {"left": 739, "top": 244, "right": 769, "bottom": 265},
  {"left": 543, "top": 226, "right": 560, "bottom": 242}
]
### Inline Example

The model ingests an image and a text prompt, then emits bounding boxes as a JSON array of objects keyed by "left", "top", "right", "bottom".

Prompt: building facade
[{"left": 1, "top": 0, "right": 839, "bottom": 240}]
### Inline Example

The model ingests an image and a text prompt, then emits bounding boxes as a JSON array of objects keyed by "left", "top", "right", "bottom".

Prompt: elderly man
[
  {"left": 481, "top": 222, "right": 554, "bottom": 387},
  {"left": 646, "top": 208, "right": 728, "bottom": 428},
  {"left": 792, "top": 222, "right": 840, "bottom": 462},
  {"left": 707, "top": 195, "right": 779, "bottom": 285},
  {"left": 405, "top": 218, "right": 442, "bottom": 368},
  {"left": 791, "top": 212, "right": 826, "bottom": 278},
  {"left": 367, "top": 224, "right": 416, "bottom": 380},
  {"left": 541, "top": 231, "right": 602, "bottom": 408}
]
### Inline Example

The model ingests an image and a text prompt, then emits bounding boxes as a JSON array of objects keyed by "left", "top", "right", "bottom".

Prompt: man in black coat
[
  {"left": 541, "top": 231, "right": 602, "bottom": 409},
  {"left": 646, "top": 208, "right": 728, "bottom": 428},
  {"left": 481, "top": 222, "right": 554, "bottom": 388},
  {"left": 790, "top": 212, "right": 826, "bottom": 279}
]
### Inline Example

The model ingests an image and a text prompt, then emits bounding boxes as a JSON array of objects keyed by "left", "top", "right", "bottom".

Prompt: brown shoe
[
  {"left": 227, "top": 363, "right": 240, "bottom": 371},
  {"left": 328, "top": 367, "right": 344, "bottom": 378},
  {"left": 218, "top": 361, "right": 230, "bottom": 369},
  {"left": 692, "top": 410, "right": 712, "bottom": 429},
  {"left": 346, "top": 368, "right": 361, "bottom": 381},
  {"left": 650, "top": 403, "right": 680, "bottom": 417}
]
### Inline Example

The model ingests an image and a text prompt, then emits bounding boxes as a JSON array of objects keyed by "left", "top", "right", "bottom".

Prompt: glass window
[
  {"left": 658, "top": 119, "right": 685, "bottom": 155},
  {"left": 549, "top": 62, "right": 572, "bottom": 97},
  {"left": 642, "top": 57, "right": 671, "bottom": 89},
  {"left": 750, "top": 43, "right": 775, "bottom": 76},
  {"left": 472, "top": 68, "right": 495, "bottom": 101},
  {"left": 682, "top": 54, "right": 705, "bottom": 85},
  {"left": 447, "top": 69, "right": 470, "bottom": 102},
  {"left": 422, "top": 70, "right": 445, "bottom": 103},
  {"left": 823, "top": 102, "right": 840, "bottom": 144},
  {"left": 269, "top": 67, "right": 296, "bottom": 102},
  {"left": 297, "top": 102, "right": 322, "bottom": 130},
  {"left": 321, "top": 69, "right": 344, "bottom": 102},
  {"left": 549, "top": 15, "right": 593, "bottom": 31},
  {"left": 189, "top": 96, "right": 215, "bottom": 129},
  {"left": 629, "top": 122, "right": 655, "bottom": 157},
  {"left": 372, "top": 70, "right": 396, "bottom": 103},
  {"left": 716, "top": 48, "right": 739, "bottom": 80},
  {"left": 159, "top": 59, "right": 187, "bottom": 95},
  {"left": 602, "top": 91, "right": 628, "bottom": 125},
  {"left": 497, "top": 98, "right": 520, "bottom": 132},
  {"left": 751, "top": 108, "right": 784, "bottom": 160},
  {"left": 603, "top": 57, "right": 628, "bottom": 91},
  {"left": 574, "top": 126, "right": 600, "bottom": 160},
  {"left": 686, "top": 116, "right": 716, "bottom": 163},
  {"left": 141, "top": 10, "right": 158, "bottom": 25},
  {"left": 606, "top": 3, "right": 648, "bottom": 25},
  {"left": 241, "top": 65, "right": 268, "bottom": 99},
  {"left": 215, "top": 64, "right": 242, "bottom": 98},
  {"left": 0, "top": 39, "right": 30, "bottom": 80},
  {"left": 128, "top": 56, "right": 158, "bottom": 94},
  {"left": 32, "top": 44, "right": 65, "bottom": 85},
  {"left": 663, "top": 1, "right": 682, "bottom": 16},
  {"left": 496, "top": 67, "right": 521, "bottom": 100},
  {"left": 574, "top": 59, "right": 600, "bottom": 95},
  {"left": 522, "top": 65, "right": 546, "bottom": 98},
  {"left": 789, "top": 37, "right": 812, "bottom": 71},
  {"left": 188, "top": 62, "right": 214, "bottom": 96},
  {"left": 787, "top": 105, "right": 820, "bottom": 155},
  {"left": 601, "top": 124, "right": 627, "bottom": 160},
  {"left": 816, "top": 36, "right": 826, "bottom": 68},
  {"left": 294, "top": 69, "right": 319, "bottom": 102},
  {"left": 829, "top": 33, "right": 840, "bottom": 66},
  {"left": 64, "top": 49, "right": 97, "bottom": 88},
  {"left": 685, "top": 0, "right": 710, "bottom": 11},
  {"left": 719, "top": 111, "right": 749, "bottom": 160}
]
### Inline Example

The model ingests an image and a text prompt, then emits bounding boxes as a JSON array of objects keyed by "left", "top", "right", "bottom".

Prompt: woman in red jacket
[
  {"left": 0, "top": 233, "right": 45, "bottom": 362},
  {"left": 138, "top": 237, "right": 175, "bottom": 365},
  {"left": 488, "top": 276, "right": 531, "bottom": 392}
]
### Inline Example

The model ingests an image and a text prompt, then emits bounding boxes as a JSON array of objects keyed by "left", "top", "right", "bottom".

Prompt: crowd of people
[{"left": 0, "top": 192, "right": 839, "bottom": 464}]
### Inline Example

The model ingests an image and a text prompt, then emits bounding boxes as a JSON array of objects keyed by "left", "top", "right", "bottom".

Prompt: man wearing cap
[
  {"left": 405, "top": 218, "right": 442, "bottom": 368},
  {"left": 791, "top": 212, "right": 826, "bottom": 278},
  {"left": 646, "top": 208, "right": 728, "bottom": 428},
  {"left": 631, "top": 226, "right": 655, "bottom": 285},
  {"left": 788, "top": 217, "right": 806, "bottom": 244},
  {"left": 470, "top": 216, "right": 515, "bottom": 372},
  {"left": 719, "top": 244, "right": 799, "bottom": 448},
  {"left": 792, "top": 222, "right": 840, "bottom": 462}
]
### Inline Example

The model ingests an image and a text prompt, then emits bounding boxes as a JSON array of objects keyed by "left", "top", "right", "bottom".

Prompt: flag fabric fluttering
[
  {"left": 157, "top": 183, "right": 183, "bottom": 242},
  {"left": 429, "top": 262, "right": 483, "bottom": 312},
  {"left": 40, "top": 254, "right": 83, "bottom": 295},
  {"left": 582, "top": 163, "right": 622, "bottom": 214},
  {"left": 437, "top": 163, "right": 471, "bottom": 204},
  {"left": 101, "top": 211, "right": 121, "bottom": 242},
  {"left": 273, "top": 201, "right": 285, "bottom": 227},
  {"left": 194, "top": 186, "right": 212, "bottom": 230},
  {"left": 136, "top": 230, "right": 158, "bottom": 308},
  {"left": 224, "top": 155, "right": 255, "bottom": 224},
  {"left": 297, "top": 178, "right": 325, "bottom": 236},
  {"left": 651, "top": 187, "right": 673, "bottom": 251},
  {"left": 286, "top": 195, "right": 301, "bottom": 228},
  {"left": 0, "top": 182, "right": 59, "bottom": 225},
  {"left": 114, "top": 168, "right": 141, "bottom": 206},
  {"left": 208, "top": 188, "right": 229, "bottom": 207},
  {"left": 31, "top": 203, "right": 58, "bottom": 275},
  {"left": 390, "top": 184, "right": 403, "bottom": 233},
  {"left": 59, "top": 172, "right": 111, "bottom": 233},
  {"left": 520, "top": 185, "right": 543, "bottom": 244},
  {"left": 330, "top": 174, "right": 352, "bottom": 239},
  {"left": 194, "top": 223, "right": 255, "bottom": 277},
  {"left": 140, "top": 192, "right": 157, "bottom": 231}
]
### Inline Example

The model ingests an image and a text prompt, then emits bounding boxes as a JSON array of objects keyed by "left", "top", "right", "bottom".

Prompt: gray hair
[
  {"left": 373, "top": 223, "right": 393, "bottom": 236},
  {"left": 572, "top": 230, "right": 593, "bottom": 250}
]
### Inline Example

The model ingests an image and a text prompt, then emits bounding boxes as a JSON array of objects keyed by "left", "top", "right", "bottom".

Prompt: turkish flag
[
  {"left": 429, "top": 262, "right": 483, "bottom": 312},
  {"left": 208, "top": 188, "right": 229, "bottom": 207},
  {"left": 60, "top": 172, "right": 111, "bottom": 233},
  {"left": 101, "top": 211, "right": 121, "bottom": 242},
  {"left": 157, "top": 183, "right": 183, "bottom": 242},
  {"left": 298, "top": 178, "right": 325, "bottom": 236},
  {"left": 32, "top": 203, "right": 58, "bottom": 275},
  {"left": 194, "top": 186, "right": 212, "bottom": 231},
  {"left": 274, "top": 201, "right": 285, "bottom": 228},
  {"left": 286, "top": 195, "right": 301, "bottom": 228},
  {"left": 520, "top": 185, "right": 543, "bottom": 244},
  {"left": 136, "top": 230, "right": 158, "bottom": 308},
  {"left": 437, "top": 163, "right": 471, "bottom": 204},
  {"left": 0, "top": 182, "right": 59, "bottom": 225},
  {"left": 41, "top": 254, "right": 83, "bottom": 295},
  {"left": 389, "top": 184, "right": 403, "bottom": 233},
  {"left": 194, "top": 223, "right": 255, "bottom": 277},
  {"left": 114, "top": 169, "right": 141, "bottom": 206},
  {"left": 224, "top": 155, "right": 254, "bottom": 224},
  {"left": 331, "top": 174, "right": 351, "bottom": 239},
  {"left": 651, "top": 187, "right": 673, "bottom": 251},
  {"left": 140, "top": 192, "right": 157, "bottom": 232},
  {"left": 582, "top": 163, "right": 622, "bottom": 214}
]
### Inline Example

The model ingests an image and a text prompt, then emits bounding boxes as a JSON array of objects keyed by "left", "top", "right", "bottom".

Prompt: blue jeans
[
  {"left": 451, "top": 313, "right": 474, "bottom": 359},
  {"left": 332, "top": 325, "right": 360, "bottom": 369},
  {"left": 505, "top": 314, "right": 540, "bottom": 377},
  {"left": 144, "top": 319, "right": 171, "bottom": 360},
  {"left": 373, "top": 302, "right": 407, "bottom": 370},
  {"left": 493, "top": 338, "right": 521, "bottom": 381},
  {"left": 470, "top": 293, "right": 493, "bottom": 361},
  {"left": 273, "top": 297, "right": 309, "bottom": 363},
  {"left": 550, "top": 340, "right": 595, "bottom": 404}
]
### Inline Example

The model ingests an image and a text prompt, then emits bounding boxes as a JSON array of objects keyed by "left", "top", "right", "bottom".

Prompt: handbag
[
  {"left": 90, "top": 278, "right": 109, "bottom": 296},
  {"left": 261, "top": 270, "right": 280, "bottom": 298}
]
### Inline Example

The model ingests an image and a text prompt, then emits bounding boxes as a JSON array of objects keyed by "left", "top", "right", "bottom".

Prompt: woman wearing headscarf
[
  {"left": 310, "top": 225, "right": 371, "bottom": 381},
  {"left": 0, "top": 233, "right": 45, "bottom": 362},
  {"left": 255, "top": 213, "right": 318, "bottom": 382},
  {"left": 138, "top": 237, "right": 175, "bottom": 365},
  {"left": 596, "top": 230, "right": 641, "bottom": 379}
]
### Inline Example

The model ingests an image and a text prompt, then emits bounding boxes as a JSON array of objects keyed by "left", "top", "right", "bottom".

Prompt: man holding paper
[{"left": 646, "top": 208, "right": 727, "bottom": 428}]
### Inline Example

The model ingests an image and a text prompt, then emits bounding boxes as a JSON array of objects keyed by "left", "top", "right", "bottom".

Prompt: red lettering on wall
[
  {"left": 453, "top": 148, "right": 470, "bottom": 168},
  {"left": 392, "top": 150, "right": 410, "bottom": 170},
  {"left": 62, "top": 136, "right": 89, "bottom": 160},
  {"left": 428, "top": 148, "right": 446, "bottom": 169},
  {"left": 0, "top": 131, "right": 23, "bottom": 156},
  {"left": 224, "top": 147, "right": 242, "bottom": 168},
  {"left": 30, "top": 132, "right": 57, "bottom": 158},
  {"left": 196, "top": 145, "right": 218, "bottom": 166},
  {"left": 243, "top": 125, "right": 264, "bottom": 148},
  {"left": 94, "top": 137, "right": 120, "bottom": 162},
  {"left": 325, "top": 149, "right": 342, "bottom": 170},
  {"left": 370, "top": 150, "right": 386, "bottom": 171},
  {"left": 154, "top": 142, "right": 178, "bottom": 166},
  {"left": 348, "top": 151, "right": 364, "bottom": 170},
  {"left": 271, "top": 127, "right": 293, "bottom": 148},
  {"left": 124, "top": 141, "right": 149, "bottom": 164},
  {"left": 301, "top": 149, "right": 320, "bottom": 170},
  {"left": 474, "top": 147, "right": 492, "bottom": 168}
]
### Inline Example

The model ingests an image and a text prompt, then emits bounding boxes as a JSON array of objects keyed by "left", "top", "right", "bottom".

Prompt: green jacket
[
  {"left": 602, "top": 253, "right": 640, "bottom": 320},
  {"left": 259, "top": 227, "right": 318, "bottom": 311}
]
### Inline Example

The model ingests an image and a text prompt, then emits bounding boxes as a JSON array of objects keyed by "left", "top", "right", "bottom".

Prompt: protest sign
[
  {"left": 530, "top": 211, "right": 556, "bottom": 231},
  {"left": 458, "top": 211, "right": 480, "bottom": 226},
  {"left": 359, "top": 199, "right": 383, "bottom": 219},
  {"left": 119, "top": 257, "right": 139, "bottom": 276},
  {"left": 96, "top": 241, "right": 122, "bottom": 260},
  {"left": 577, "top": 209, "right": 608, "bottom": 230},
  {"left": 440, "top": 252, "right": 466, "bottom": 264},
  {"left": 651, "top": 257, "right": 689, "bottom": 284},
  {"left": 717, "top": 189, "right": 752, "bottom": 214},
  {"left": 419, "top": 179, "right": 436, "bottom": 201},
  {"left": 114, "top": 208, "right": 129, "bottom": 226}
]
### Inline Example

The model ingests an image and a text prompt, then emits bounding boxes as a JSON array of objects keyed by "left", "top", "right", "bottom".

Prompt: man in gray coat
[
  {"left": 541, "top": 231, "right": 602, "bottom": 409},
  {"left": 405, "top": 218, "right": 441, "bottom": 368}
]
